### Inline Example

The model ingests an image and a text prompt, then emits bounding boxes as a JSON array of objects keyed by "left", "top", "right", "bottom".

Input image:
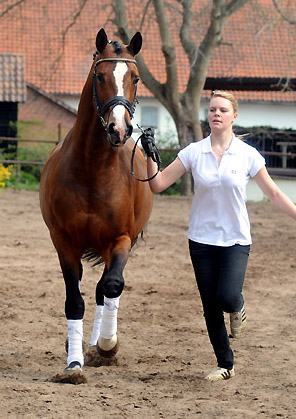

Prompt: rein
[
  {"left": 92, "top": 56, "right": 138, "bottom": 129},
  {"left": 130, "top": 125, "right": 161, "bottom": 182}
]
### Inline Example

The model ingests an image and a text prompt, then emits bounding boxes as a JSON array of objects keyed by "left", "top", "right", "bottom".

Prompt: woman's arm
[
  {"left": 254, "top": 166, "right": 296, "bottom": 219},
  {"left": 147, "top": 156, "right": 186, "bottom": 193}
]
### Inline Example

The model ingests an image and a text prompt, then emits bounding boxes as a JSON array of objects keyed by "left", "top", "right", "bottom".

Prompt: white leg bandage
[
  {"left": 99, "top": 296, "right": 120, "bottom": 339},
  {"left": 67, "top": 319, "right": 84, "bottom": 367},
  {"left": 89, "top": 305, "right": 104, "bottom": 346}
]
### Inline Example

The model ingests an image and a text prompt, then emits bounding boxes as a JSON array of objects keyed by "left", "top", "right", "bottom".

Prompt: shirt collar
[{"left": 202, "top": 134, "right": 239, "bottom": 154}]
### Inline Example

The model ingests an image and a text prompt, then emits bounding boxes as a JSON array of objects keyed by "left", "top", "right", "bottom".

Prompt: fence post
[{"left": 57, "top": 123, "right": 61, "bottom": 145}]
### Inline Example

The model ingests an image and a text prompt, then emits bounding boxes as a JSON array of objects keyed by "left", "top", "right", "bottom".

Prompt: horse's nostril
[
  {"left": 108, "top": 123, "right": 115, "bottom": 133},
  {"left": 126, "top": 125, "right": 133, "bottom": 138}
]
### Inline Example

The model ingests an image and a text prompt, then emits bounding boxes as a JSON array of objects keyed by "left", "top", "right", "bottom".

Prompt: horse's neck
[{"left": 71, "top": 81, "right": 108, "bottom": 156}]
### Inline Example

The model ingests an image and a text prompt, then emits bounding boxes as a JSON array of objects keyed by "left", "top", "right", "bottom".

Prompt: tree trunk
[
  {"left": 180, "top": 171, "right": 192, "bottom": 196},
  {"left": 176, "top": 118, "right": 202, "bottom": 196}
]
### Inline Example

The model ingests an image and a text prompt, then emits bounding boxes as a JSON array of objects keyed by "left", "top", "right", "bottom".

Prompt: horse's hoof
[
  {"left": 51, "top": 361, "right": 87, "bottom": 384},
  {"left": 64, "top": 361, "right": 82, "bottom": 373},
  {"left": 85, "top": 345, "right": 118, "bottom": 367},
  {"left": 97, "top": 335, "right": 119, "bottom": 358}
]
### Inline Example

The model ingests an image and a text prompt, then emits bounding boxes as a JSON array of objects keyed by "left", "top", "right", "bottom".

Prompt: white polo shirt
[{"left": 178, "top": 135, "right": 265, "bottom": 246}]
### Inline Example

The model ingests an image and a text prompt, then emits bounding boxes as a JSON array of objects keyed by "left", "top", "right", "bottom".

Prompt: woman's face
[{"left": 208, "top": 96, "right": 238, "bottom": 132}]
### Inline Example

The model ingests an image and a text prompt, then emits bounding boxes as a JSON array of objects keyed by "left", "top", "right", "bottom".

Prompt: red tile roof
[
  {"left": 0, "top": 0, "right": 295, "bottom": 103},
  {"left": 0, "top": 53, "right": 26, "bottom": 102}
]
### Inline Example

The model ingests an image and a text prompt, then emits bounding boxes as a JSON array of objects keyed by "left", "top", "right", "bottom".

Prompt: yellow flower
[{"left": 0, "top": 164, "right": 12, "bottom": 193}]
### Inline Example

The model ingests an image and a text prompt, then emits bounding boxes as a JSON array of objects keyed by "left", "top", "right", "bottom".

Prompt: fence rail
[
  {"left": 1, "top": 136, "right": 296, "bottom": 177},
  {"left": 0, "top": 137, "right": 58, "bottom": 166},
  {"left": 0, "top": 136, "right": 58, "bottom": 145}
]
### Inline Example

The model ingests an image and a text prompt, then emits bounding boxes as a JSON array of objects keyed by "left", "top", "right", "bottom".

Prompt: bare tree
[
  {"left": 112, "top": 0, "right": 249, "bottom": 194},
  {"left": 1, "top": 0, "right": 294, "bottom": 193}
]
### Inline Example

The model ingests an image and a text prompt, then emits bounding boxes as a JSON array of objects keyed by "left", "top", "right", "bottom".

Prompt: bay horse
[{"left": 39, "top": 28, "right": 153, "bottom": 375}]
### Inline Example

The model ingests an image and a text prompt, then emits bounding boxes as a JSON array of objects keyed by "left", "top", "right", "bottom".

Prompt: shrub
[
  {"left": 156, "top": 131, "right": 181, "bottom": 195},
  {"left": 0, "top": 164, "right": 12, "bottom": 194}
]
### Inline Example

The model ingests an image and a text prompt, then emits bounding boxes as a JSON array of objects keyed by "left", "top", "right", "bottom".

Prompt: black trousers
[{"left": 189, "top": 240, "right": 250, "bottom": 370}]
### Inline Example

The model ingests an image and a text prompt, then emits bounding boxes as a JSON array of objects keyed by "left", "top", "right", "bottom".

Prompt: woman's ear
[{"left": 232, "top": 112, "right": 238, "bottom": 123}]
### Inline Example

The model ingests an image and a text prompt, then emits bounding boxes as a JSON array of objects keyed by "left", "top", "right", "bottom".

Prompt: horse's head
[{"left": 92, "top": 28, "right": 142, "bottom": 147}]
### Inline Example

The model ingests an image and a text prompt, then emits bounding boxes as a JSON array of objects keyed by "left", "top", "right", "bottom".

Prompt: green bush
[
  {"left": 7, "top": 169, "right": 40, "bottom": 191},
  {"left": 3, "top": 143, "right": 53, "bottom": 190},
  {"left": 17, "top": 144, "right": 52, "bottom": 180},
  {"left": 156, "top": 131, "right": 181, "bottom": 195}
]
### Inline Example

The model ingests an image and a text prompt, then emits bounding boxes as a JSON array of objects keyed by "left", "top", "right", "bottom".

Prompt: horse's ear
[
  {"left": 96, "top": 28, "right": 108, "bottom": 53},
  {"left": 127, "top": 32, "right": 142, "bottom": 56}
]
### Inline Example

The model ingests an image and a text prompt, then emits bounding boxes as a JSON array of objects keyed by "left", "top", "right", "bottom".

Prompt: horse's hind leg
[
  {"left": 89, "top": 270, "right": 105, "bottom": 347},
  {"left": 97, "top": 294, "right": 120, "bottom": 357},
  {"left": 88, "top": 265, "right": 121, "bottom": 358},
  {"left": 97, "top": 242, "right": 130, "bottom": 357}
]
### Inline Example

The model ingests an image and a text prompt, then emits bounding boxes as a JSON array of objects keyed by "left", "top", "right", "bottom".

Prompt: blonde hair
[{"left": 211, "top": 90, "right": 238, "bottom": 114}]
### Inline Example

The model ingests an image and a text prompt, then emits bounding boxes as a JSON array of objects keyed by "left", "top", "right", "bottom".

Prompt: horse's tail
[
  {"left": 83, "top": 234, "right": 142, "bottom": 267},
  {"left": 82, "top": 250, "right": 104, "bottom": 267}
]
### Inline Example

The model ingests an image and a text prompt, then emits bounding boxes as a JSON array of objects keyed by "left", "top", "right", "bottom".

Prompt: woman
[{"left": 141, "top": 90, "right": 296, "bottom": 381}]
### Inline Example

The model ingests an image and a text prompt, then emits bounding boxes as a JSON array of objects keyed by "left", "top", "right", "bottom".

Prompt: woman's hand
[{"left": 140, "top": 128, "right": 161, "bottom": 165}]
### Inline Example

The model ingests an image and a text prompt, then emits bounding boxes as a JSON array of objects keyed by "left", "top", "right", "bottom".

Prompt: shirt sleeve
[
  {"left": 249, "top": 148, "right": 266, "bottom": 177},
  {"left": 178, "top": 143, "right": 193, "bottom": 172}
]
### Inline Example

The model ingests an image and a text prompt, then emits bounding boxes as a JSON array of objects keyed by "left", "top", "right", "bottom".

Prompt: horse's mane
[{"left": 110, "top": 40, "right": 122, "bottom": 55}]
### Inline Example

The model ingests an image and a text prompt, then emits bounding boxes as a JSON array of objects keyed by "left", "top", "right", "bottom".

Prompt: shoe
[
  {"left": 205, "top": 367, "right": 235, "bottom": 381},
  {"left": 230, "top": 305, "right": 247, "bottom": 338}
]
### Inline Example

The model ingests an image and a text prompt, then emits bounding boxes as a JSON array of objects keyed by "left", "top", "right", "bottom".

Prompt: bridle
[
  {"left": 92, "top": 53, "right": 160, "bottom": 182},
  {"left": 92, "top": 55, "right": 138, "bottom": 130}
]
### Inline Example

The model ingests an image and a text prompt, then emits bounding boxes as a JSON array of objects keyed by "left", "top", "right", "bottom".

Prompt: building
[
  {"left": 0, "top": 0, "right": 295, "bottom": 139},
  {"left": 0, "top": 52, "right": 26, "bottom": 156}
]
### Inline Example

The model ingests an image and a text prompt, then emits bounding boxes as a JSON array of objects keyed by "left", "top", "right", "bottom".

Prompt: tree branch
[
  {"left": 272, "top": 0, "right": 296, "bottom": 25},
  {"left": 0, "top": 0, "right": 26, "bottom": 19},
  {"left": 48, "top": 0, "right": 88, "bottom": 81},
  {"left": 186, "top": 0, "right": 226, "bottom": 92},
  {"left": 61, "top": 0, "right": 88, "bottom": 46},
  {"left": 152, "top": 0, "right": 179, "bottom": 106},
  {"left": 112, "top": 0, "right": 165, "bottom": 103},
  {"left": 225, "top": 0, "right": 249, "bottom": 17},
  {"left": 178, "top": 0, "right": 196, "bottom": 58}
]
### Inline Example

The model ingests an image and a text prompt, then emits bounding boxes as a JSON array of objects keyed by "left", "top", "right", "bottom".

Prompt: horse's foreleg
[{"left": 61, "top": 261, "right": 85, "bottom": 371}]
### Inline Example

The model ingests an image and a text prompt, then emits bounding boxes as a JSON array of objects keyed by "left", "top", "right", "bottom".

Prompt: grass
[{"left": 6, "top": 168, "right": 40, "bottom": 191}]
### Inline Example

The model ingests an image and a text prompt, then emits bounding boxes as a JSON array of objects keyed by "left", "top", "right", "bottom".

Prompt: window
[{"left": 141, "top": 106, "right": 158, "bottom": 129}]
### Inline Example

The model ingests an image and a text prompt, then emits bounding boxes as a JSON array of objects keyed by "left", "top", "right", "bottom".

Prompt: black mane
[{"left": 111, "top": 40, "right": 122, "bottom": 55}]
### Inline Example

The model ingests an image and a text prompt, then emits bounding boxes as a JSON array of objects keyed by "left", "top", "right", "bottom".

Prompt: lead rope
[{"left": 131, "top": 126, "right": 161, "bottom": 182}]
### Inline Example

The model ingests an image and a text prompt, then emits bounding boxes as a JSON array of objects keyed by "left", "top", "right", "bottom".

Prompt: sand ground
[{"left": 0, "top": 188, "right": 295, "bottom": 418}]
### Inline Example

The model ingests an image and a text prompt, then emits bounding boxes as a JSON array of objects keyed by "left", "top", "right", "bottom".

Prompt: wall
[
  {"left": 233, "top": 102, "right": 296, "bottom": 131},
  {"left": 18, "top": 87, "right": 76, "bottom": 140},
  {"left": 247, "top": 177, "right": 296, "bottom": 202},
  {"left": 201, "top": 101, "right": 296, "bottom": 131}
]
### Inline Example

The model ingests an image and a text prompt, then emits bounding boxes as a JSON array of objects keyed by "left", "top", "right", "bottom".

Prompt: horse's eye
[
  {"left": 96, "top": 73, "right": 105, "bottom": 83},
  {"left": 134, "top": 76, "right": 140, "bottom": 85}
]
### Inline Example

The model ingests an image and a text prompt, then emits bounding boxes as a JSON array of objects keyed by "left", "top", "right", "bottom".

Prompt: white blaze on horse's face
[{"left": 112, "top": 62, "right": 129, "bottom": 140}]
